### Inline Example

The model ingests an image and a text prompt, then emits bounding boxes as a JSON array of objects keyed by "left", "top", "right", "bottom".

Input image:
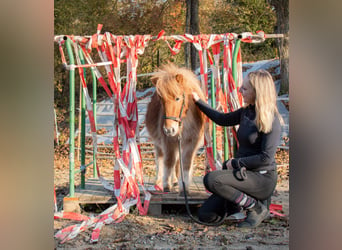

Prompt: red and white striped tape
[
  {"left": 55, "top": 29, "right": 270, "bottom": 243},
  {"left": 188, "top": 34, "right": 224, "bottom": 172}
]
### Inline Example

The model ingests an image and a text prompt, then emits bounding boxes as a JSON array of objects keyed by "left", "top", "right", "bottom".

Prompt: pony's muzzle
[{"left": 163, "top": 125, "right": 177, "bottom": 137}]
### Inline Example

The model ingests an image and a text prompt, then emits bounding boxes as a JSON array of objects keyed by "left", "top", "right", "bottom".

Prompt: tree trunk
[
  {"left": 270, "top": 0, "right": 289, "bottom": 94},
  {"left": 185, "top": 0, "right": 191, "bottom": 68},
  {"left": 185, "top": 0, "right": 199, "bottom": 71},
  {"left": 190, "top": 0, "right": 199, "bottom": 71}
]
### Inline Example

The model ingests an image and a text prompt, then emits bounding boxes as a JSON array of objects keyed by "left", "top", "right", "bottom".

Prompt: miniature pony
[{"left": 145, "top": 64, "right": 206, "bottom": 195}]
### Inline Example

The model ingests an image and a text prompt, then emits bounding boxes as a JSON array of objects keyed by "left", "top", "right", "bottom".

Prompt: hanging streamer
[
  {"left": 188, "top": 34, "right": 224, "bottom": 172},
  {"left": 55, "top": 30, "right": 152, "bottom": 243},
  {"left": 54, "top": 29, "right": 276, "bottom": 243}
]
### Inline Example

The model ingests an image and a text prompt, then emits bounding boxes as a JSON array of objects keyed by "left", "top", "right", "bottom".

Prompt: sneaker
[
  {"left": 238, "top": 200, "right": 269, "bottom": 228},
  {"left": 226, "top": 211, "right": 246, "bottom": 222}
]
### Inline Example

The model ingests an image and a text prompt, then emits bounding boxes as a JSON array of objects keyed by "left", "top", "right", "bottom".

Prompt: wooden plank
[
  {"left": 72, "top": 176, "right": 208, "bottom": 206},
  {"left": 74, "top": 179, "right": 115, "bottom": 204},
  {"left": 148, "top": 204, "right": 162, "bottom": 216}
]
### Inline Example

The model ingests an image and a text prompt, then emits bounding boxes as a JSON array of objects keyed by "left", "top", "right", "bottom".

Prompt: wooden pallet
[
  {"left": 63, "top": 176, "right": 209, "bottom": 215},
  {"left": 143, "top": 176, "right": 209, "bottom": 215}
]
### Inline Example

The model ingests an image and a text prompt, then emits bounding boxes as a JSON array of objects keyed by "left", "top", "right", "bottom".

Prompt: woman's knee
[
  {"left": 204, "top": 171, "right": 229, "bottom": 193},
  {"left": 203, "top": 172, "right": 217, "bottom": 192}
]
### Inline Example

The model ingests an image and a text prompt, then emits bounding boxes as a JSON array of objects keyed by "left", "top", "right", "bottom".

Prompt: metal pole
[
  {"left": 231, "top": 39, "right": 241, "bottom": 157},
  {"left": 91, "top": 68, "right": 98, "bottom": 178},
  {"left": 54, "top": 108, "right": 59, "bottom": 146},
  {"left": 222, "top": 73, "right": 229, "bottom": 160},
  {"left": 78, "top": 46, "right": 86, "bottom": 189},
  {"left": 210, "top": 72, "right": 217, "bottom": 161},
  {"left": 65, "top": 37, "right": 75, "bottom": 197},
  {"left": 54, "top": 33, "right": 285, "bottom": 44},
  {"left": 232, "top": 39, "right": 241, "bottom": 89}
]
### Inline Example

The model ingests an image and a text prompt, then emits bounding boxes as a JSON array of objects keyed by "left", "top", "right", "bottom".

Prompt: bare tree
[
  {"left": 269, "top": 0, "right": 289, "bottom": 94},
  {"left": 185, "top": 0, "right": 199, "bottom": 70},
  {"left": 185, "top": 0, "right": 191, "bottom": 68}
]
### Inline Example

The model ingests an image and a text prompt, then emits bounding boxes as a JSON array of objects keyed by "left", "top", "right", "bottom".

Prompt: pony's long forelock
[{"left": 152, "top": 64, "right": 203, "bottom": 101}]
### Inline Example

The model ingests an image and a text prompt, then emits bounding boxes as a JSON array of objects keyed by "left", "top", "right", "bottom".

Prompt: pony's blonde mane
[{"left": 152, "top": 64, "right": 204, "bottom": 100}]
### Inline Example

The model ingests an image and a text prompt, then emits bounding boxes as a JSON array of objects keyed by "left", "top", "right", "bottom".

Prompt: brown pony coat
[{"left": 145, "top": 64, "right": 206, "bottom": 194}]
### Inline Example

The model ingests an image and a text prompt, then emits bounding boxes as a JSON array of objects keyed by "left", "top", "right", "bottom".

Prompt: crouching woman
[{"left": 192, "top": 69, "right": 283, "bottom": 228}]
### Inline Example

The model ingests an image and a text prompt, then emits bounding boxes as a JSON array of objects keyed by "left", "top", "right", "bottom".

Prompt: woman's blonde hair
[{"left": 247, "top": 69, "right": 283, "bottom": 133}]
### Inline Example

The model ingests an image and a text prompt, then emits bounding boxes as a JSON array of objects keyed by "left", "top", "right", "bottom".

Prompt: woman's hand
[
  {"left": 192, "top": 92, "right": 200, "bottom": 102},
  {"left": 222, "top": 159, "right": 234, "bottom": 170}
]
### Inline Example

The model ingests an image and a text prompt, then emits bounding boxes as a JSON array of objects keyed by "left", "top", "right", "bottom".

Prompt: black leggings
[{"left": 198, "top": 169, "right": 277, "bottom": 222}]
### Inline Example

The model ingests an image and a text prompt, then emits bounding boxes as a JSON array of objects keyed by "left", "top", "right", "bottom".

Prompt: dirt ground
[{"left": 54, "top": 148, "right": 289, "bottom": 249}]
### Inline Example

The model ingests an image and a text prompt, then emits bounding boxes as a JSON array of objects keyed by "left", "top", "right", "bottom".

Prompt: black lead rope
[
  {"left": 178, "top": 136, "right": 228, "bottom": 227},
  {"left": 163, "top": 93, "right": 228, "bottom": 226}
]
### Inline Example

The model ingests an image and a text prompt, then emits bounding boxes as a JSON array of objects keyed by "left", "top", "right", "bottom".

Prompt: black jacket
[{"left": 195, "top": 99, "right": 281, "bottom": 171}]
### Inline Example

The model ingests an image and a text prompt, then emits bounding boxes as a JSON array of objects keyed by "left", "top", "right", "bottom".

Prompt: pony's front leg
[
  {"left": 154, "top": 146, "right": 164, "bottom": 189},
  {"left": 178, "top": 148, "right": 196, "bottom": 196},
  {"left": 163, "top": 148, "right": 178, "bottom": 192},
  {"left": 171, "top": 158, "right": 179, "bottom": 187}
]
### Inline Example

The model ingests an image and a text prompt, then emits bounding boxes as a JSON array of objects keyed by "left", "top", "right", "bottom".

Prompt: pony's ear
[
  {"left": 151, "top": 77, "right": 158, "bottom": 85},
  {"left": 175, "top": 74, "right": 184, "bottom": 84}
]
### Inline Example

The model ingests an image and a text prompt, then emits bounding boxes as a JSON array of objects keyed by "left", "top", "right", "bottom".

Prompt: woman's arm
[{"left": 194, "top": 99, "right": 242, "bottom": 126}]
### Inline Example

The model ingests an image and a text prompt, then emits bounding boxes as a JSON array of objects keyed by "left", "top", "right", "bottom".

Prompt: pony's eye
[{"left": 175, "top": 97, "right": 180, "bottom": 101}]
